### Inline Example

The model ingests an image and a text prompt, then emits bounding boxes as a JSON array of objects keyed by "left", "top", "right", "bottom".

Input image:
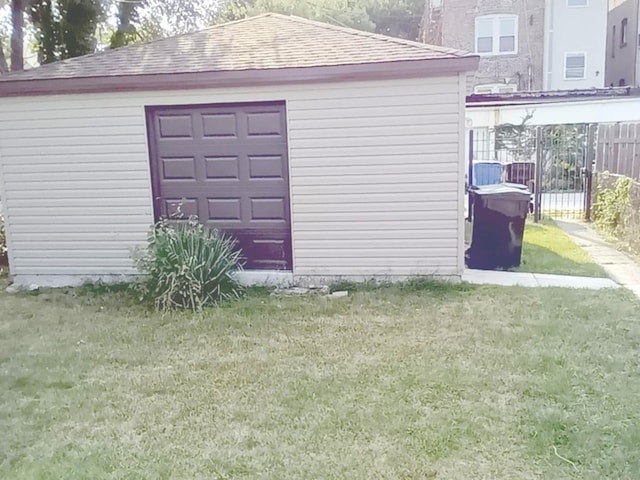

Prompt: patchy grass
[
  {"left": 1, "top": 283, "right": 640, "bottom": 479},
  {"left": 520, "top": 220, "right": 608, "bottom": 277}
]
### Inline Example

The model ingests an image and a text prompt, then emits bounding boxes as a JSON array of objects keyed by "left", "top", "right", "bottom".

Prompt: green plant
[
  {"left": 135, "top": 218, "right": 244, "bottom": 311},
  {"left": 0, "top": 209, "right": 7, "bottom": 258},
  {"left": 593, "top": 176, "right": 633, "bottom": 234}
]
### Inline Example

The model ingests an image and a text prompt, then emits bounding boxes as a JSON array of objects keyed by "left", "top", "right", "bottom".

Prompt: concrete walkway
[
  {"left": 462, "top": 269, "right": 619, "bottom": 289},
  {"left": 556, "top": 220, "right": 640, "bottom": 299}
]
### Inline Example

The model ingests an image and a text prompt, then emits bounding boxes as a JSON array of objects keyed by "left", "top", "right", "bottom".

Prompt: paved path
[
  {"left": 462, "top": 269, "right": 619, "bottom": 290},
  {"left": 556, "top": 220, "right": 640, "bottom": 299}
]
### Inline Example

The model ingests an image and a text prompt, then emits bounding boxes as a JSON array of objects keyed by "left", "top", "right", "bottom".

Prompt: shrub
[
  {"left": 0, "top": 209, "right": 7, "bottom": 258},
  {"left": 593, "top": 176, "right": 633, "bottom": 235},
  {"left": 135, "top": 218, "right": 244, "bottom": 311}
]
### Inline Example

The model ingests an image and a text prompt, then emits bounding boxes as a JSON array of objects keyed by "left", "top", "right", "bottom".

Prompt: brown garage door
[{"left": 146, "top": 102, "right": 292, "bottom": 270}]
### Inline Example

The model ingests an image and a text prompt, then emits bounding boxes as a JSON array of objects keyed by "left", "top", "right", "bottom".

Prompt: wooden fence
[{"left": 596, "top": 122, "right": 640, "bottom": 181}]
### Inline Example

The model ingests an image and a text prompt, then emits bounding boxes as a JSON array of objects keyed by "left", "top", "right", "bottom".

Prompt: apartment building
[{"left": 425, "top": 0, "right": 607, "bottom": 92}]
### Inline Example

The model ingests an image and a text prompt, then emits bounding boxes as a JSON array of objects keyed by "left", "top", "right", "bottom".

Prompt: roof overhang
[{"left": 0, "top": 56, "right": 479, "bottom": 97}]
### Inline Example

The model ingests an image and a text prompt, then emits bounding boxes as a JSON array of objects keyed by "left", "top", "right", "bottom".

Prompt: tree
[
  {"left": 10, "top": 0, "right": 23, "bottom": 70},
  {"left": 108, "top": 0, "right": 217, "bottom": 48},
  {"left": 29, "top": 0, "right": 104, "bottom": 63},
  {"left": 0, "top": 42, "right": 8, "bottom": 73},
  {"left": 215, "top": 0, "right": 425, "bottom": 40}
]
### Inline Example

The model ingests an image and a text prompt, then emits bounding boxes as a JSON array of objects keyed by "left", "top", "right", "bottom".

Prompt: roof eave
[{"left": 0, "top": 56, "right": 479, "bottom": 97}]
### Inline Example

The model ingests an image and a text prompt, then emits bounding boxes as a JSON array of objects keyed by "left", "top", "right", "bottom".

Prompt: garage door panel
[
  {"left": 202, "top": 113, "right": 238, "bottom": 138},
  {"left": 246, "top": 111, "right": 285, "bottom": 137},
  {"left": 161, "top": 157, "right": 197, "bottom": 180},
  {"left": 249, "top": 155, "right": 285, "bottom": 179},
  {"left": 205, "top": 156, "right": 240, "bottom": 180},
  {"left": 207, "top": 198, "right": 242, "bottom": 222},
  {"left": 164, "top": 198, "right": 199, "bottom": 218},
  {"left": 250, "top": 198, "right": 287, "bottom": 221},
  {"left": 227, "top": 230, "right": 291, "bottom": 270},
  {"left": 158, "top": 114, "right": 194, "bottom": 138},
  {"left": 148, "top": 102, "right": 292, "bottom": 270}
]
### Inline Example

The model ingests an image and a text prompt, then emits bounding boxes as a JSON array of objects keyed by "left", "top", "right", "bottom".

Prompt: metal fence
[{"left": 468, "top": 124, "right": 595, "bottom": 221}]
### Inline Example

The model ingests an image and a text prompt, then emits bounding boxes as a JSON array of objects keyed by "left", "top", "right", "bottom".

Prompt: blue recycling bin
[{"left": 472, "top": 161, "right": 502, "bottom": 186}]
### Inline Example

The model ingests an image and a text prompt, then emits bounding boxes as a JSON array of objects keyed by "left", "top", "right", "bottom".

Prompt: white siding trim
[
  {"left": 0, "top": 148, "right": 16, "bottom": 272},
  {"left": 284, "top": 99, "right": 298, "bottom": 274},
  {"left": 457, "top": 72, "right": 467, "bottom": 277}
]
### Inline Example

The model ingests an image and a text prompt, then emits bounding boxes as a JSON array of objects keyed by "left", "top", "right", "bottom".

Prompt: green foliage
[
  {"left": 29, "top": 0, "right": 104, "bottom": 63},
  {"left": 593, "top": 176, "right": 633, "bottom": 235},
  {"left": 215, "top": 0, "right": 425, "bottom": 40},
  {"left": 135, "top": 219, "right": 245, "bottom": 311},
  {"left": 0, "top": 209, "right": 7, "bottom": 258}
]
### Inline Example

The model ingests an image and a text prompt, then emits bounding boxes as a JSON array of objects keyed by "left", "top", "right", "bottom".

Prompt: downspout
[{"left": 542, "top": 0, "right": 552, "bottom": 90}]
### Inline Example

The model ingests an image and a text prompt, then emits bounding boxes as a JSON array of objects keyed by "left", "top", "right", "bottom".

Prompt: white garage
[{"left": 0, "top": 13, "right": 478, "bottom": 287}]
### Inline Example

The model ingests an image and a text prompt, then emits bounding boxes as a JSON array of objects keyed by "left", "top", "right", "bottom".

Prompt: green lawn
[
  {"left": 520, "top": 221, "right": 608, "bottom": 277},
  {"left": 2, "top": 280, "right": 640, "bottom": 479}
]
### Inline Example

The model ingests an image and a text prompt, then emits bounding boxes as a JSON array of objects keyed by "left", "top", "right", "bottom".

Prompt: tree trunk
[
  {"left": 0, "top": 43, "right": 9, "bottom": 73},
  {"left": 11, "top": 0, "right": 24, "bottom": 71}
]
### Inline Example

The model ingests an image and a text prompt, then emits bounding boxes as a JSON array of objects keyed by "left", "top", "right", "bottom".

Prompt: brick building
[
  {"left": 606, "top": 0, "right": 640, "bottom": 87},
  {"left": 425, "top": 0, "right": 607, "bottom": 92}
]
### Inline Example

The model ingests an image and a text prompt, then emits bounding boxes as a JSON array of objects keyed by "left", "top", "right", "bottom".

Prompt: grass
[
  {"left": 2, "top": 280, "right": 640, "bottom": 479},
  {"left": 465, "top": 219, "right": 608, "bottom": 277},
  {"left": 519, "top": 220, "right": 608, "bottom": 277}
]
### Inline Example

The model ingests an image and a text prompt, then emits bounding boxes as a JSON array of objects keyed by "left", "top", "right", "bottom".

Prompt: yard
[{"left": 2, "top": 279, "right": 640, "bottom": 479}]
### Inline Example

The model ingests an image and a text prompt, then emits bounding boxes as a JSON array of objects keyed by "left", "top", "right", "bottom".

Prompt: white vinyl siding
[{"left": 0, "top": 75, "right": 463, "bottom": 282}]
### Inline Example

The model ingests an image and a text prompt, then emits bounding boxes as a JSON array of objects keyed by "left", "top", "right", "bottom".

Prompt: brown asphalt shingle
[{"left": 0, "top": 13, "right": 473, "bottom": 82}]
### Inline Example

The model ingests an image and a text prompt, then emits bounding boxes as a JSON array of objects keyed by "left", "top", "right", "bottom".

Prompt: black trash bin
[{"left": 465, "top": 184, "right": 531, "bottom": 270}]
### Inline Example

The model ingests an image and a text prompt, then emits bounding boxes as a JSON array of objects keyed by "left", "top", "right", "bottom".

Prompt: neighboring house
[
  {"left": 544, "top": 0, "right": 608, "bottom": 90},
  {"left": 424, "top": 0, "right": 606, "bottom": 92},
  {"left": 606, "top": 0, "right": 640, "bottom": 87},
  {"left": 0, "top": 13, "right": 478, "bottom": 288}
]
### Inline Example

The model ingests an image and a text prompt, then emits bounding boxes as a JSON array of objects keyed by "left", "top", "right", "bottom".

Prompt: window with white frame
[
  {"left": 565, "top": 53, "right": 586, "bottom": 79},
  {"left": 567, "top": 0, "right": 588, "bottom": 7},
  {"left": 475, "top": 15, "right": 518, "bottom": 55},
  {"left": 473, "top": 83, "right": 518, "bottom": 94}
]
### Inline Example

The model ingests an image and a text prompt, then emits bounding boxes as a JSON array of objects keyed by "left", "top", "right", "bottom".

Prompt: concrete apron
[
  {"left": 462, "top": 269, "right": 620, "bottom": 290},
  {"left": 556, "top": 220, "right": 640, "bottom": 300}
]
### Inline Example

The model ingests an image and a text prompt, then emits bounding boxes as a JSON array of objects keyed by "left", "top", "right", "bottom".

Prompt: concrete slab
[
  {"left": 533, "top": 273, "right": 618, "bottom": 289},
  {"left": 463, "top": 269, "right": 618, "bottom": 289},
  {"left": 556, "top": 220, "right": 640, "bottom": 300},
  {"left": 463, "top": 269, "right": 539, "bottom": 287}
]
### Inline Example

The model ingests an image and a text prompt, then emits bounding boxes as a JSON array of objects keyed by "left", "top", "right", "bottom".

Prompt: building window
[
  {"left": 621, "top": 18, "right": 628, "bottom": 47},
  {"left": 612, "top": 26, "right": 616, "bottom": 58},
  {"left": 473, "top": 83, "right": 518, "bottom": 94},
  {"left": 567, "top": 0, "right": 588, "bottom": 6},
  {"left": 565, "top": 53, "right": 586, "bottom": 80},
  {"left": 475, "top": 15, "right": 518, "bottom": 55}
]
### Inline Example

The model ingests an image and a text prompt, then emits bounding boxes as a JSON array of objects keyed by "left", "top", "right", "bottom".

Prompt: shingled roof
[{"left": 0, "top": 13, "right": 478, "bottom": 96}]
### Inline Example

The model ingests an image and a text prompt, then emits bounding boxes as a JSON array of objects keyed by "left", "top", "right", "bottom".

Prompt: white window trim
[
  {"left": 564, "top": 52, "right": 587, "bottom": 80},
  {"left": 474, "top": 15, "right": 518, "bottom": 56},
  {"left": 567, "top": 0, "right": 588, "bottom": 7}
]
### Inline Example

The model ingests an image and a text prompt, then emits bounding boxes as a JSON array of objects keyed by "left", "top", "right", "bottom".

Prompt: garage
[
  {"left": 0, "top": 13, "right": 478, "bottom": 287},
  {"left": 147, "top": 102, "right": 292, "bottom": 270}
]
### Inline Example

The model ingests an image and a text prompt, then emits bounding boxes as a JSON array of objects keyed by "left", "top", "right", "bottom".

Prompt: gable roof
[{"left": 0, "top": 13, "right": 478, "bottom": 96}]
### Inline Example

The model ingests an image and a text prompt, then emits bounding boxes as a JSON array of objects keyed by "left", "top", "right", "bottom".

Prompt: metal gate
[{"left": 468, "top": 123, "right": 596, "bottom": 221}]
